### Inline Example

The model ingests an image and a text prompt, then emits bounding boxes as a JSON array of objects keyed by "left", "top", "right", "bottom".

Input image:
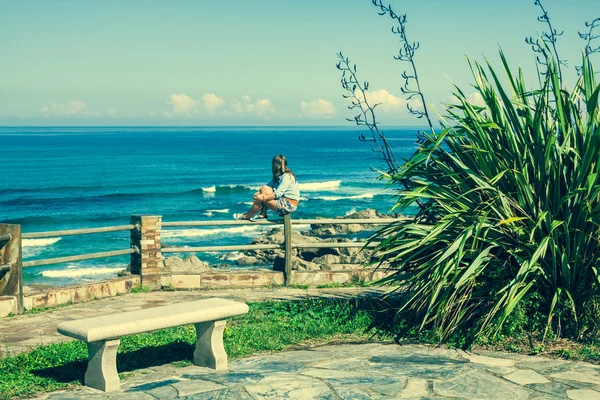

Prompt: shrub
[{"left": 339, "top": 1, "right": 600, "bottom": 344}]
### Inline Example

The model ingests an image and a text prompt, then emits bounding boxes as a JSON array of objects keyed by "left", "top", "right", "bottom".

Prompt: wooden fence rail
[{"left": 1, "top": 213, "right": 401, "bottom": 312}]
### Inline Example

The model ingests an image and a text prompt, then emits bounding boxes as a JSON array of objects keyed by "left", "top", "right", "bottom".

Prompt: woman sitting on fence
[{"left": 238, "top": 154, "right": 300, "bottom": 221}]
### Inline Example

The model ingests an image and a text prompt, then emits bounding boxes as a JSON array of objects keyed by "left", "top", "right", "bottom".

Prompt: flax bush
[{"left": 373, "top": 53, "right": 600, "bottom": 342}]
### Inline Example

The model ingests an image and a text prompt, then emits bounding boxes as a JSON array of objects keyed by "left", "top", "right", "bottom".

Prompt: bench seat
[{"left": 57, "top": 297, "right": 249, "bottom": 392}]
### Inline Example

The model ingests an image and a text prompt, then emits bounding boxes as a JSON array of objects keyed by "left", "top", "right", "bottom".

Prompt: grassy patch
[
  {"left": 129, "top": 285, "right": 151, "bottom": 294},
  {"left": 0, "top": 297, "right": 393, "bottom": 399}
]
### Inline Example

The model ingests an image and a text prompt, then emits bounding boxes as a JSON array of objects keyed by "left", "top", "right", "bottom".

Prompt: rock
[
  {"left": 312, "top": 254, "right": 341, "bottom": 265},
  {"left": 163, "top": 255, "right": 211, "bottom": 273},
  {"left": 309, "top": 208, "right": 391, "bottom": 236},
  {"left": 273, "top": 256, "right": 321, "bottom": 271},
  {"left": 220, "top": 252, "right": 244, "bottom": 261},
  {"left": 117, "top": 264, "right": 132, "bottom": 276},
  {"left": 321, "top": 263, "right": 365, "bottom": 271},
  {"left": 236, "top": 256, "right": 259, "bottom": 266}
]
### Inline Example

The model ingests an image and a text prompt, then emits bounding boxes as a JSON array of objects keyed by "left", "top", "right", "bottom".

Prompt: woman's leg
[
  {"left": 259, "top": 186, "right": 273, "bottom": 216},
  {"left": 242, "top": 185, "right": 273, "bottom": 219}
]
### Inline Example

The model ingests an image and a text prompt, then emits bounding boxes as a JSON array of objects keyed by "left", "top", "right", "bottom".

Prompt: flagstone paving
[
  {"left": 31, "top": 343, "right": 600, "bottom": 399},
  {"left": 2, "top": 288, "right": 600, "bottom": 399}
]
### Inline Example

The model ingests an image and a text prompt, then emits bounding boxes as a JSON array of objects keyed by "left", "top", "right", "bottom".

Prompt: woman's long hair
[{"left": 272, "top": 154, "right": 296, "bottom": 182}]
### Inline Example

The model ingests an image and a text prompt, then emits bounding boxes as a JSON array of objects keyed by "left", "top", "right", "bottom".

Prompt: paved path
[
  {"left": 3, "top": 288, "right": 600, "bottom": 399},
  {"left": 0, "top": 287, "right": 385, "bottom": 356},
  {"left": 34, "top": 343, "right": 600, "bottom": 399}
]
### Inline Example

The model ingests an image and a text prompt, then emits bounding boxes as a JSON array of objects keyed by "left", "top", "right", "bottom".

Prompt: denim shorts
[{"left": 276, "top": 197, "right": 297, "bottom": 216}]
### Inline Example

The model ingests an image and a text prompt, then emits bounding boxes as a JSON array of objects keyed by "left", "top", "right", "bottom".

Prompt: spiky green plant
[{"left": 374, "top": 52, "right": 600, "bottom": 342}]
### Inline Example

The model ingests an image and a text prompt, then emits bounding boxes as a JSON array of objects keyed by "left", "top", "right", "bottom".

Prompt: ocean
[{"left": 0, "top": 127, "right": 420, "bottom": 287}]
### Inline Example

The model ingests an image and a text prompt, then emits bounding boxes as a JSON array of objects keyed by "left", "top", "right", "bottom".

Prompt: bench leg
[
  {"left": 85, "top": 339, "right": 121, "bottom": 392},
  {"left": 194, "top": 320, "right": 227, "bottom": 370}
]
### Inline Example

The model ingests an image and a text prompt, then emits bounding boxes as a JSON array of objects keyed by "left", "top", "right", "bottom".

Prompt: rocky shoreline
[{"left": 162, "top": 209, "right": 399, "bottom": 273}]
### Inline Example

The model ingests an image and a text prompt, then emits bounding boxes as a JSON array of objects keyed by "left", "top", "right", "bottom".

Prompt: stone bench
[{"left": 57, "top": 297, "right": 249, "bottom": 392}]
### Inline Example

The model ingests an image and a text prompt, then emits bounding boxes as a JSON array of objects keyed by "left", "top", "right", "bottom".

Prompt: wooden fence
[{"left": 0, "top": 214, "right": 402, "bottom": 313}]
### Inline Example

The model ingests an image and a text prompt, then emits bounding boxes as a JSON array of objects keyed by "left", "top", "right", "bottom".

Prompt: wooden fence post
[
  {"left": 0, "top": 224, "right": 23, "bottom": 314},
  {"left": 283, "top": 214, "right": 293, "bottom": 285},
  {"left": 130, "top": 216, "right": 162, "bottom": 290}
]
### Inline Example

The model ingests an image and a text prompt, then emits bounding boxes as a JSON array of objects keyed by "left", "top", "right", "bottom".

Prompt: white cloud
[
  {"left": 447, "top": 92, "right": 486, "bottom": 107},
  {"left": 41, "top": 100, "right": 88, "bottom": 116},
  {"left": 107, "top": 108, "right": 117, "bottom": 117},
  {"left": 300, "top": 99, "right": 336, "bottom": 118},
  {"left": 202, "top": 93, "right": 225, "bottom": 113},
  {"left": 466, "top": 92, "right": 486, "bottom": 107},
  {"left": 357, "top": 89, "right": 407, "bottom": 113},
  {"left": 231, "top": 95, "right": 275, "bottom": 117},
  {"left": 167, "top": 93, "right": 199, "bottom": 114},
  {"left": 254, "top": 98, "right": 275, "bottom": 116}
]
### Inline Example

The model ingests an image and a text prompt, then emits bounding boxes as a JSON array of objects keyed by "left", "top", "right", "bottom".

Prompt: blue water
[{"left": 0, "top": 127, "right": 420, "bottom": 286}]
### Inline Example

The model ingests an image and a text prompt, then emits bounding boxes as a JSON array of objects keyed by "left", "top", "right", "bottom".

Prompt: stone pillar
[
  {"left": 0, "top": 224, "right": 23, "bottom": 314},
  {"left": 130, "top": 215, "right": 162, "bottom": 290}
]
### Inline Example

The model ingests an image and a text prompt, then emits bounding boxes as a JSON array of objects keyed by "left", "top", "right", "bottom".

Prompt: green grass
[
  {"left": 0, "top": 297, "right": 394, "bottom": 400},
  {"left": 129, "top": 285, "right": 151, "bottom": 294}
]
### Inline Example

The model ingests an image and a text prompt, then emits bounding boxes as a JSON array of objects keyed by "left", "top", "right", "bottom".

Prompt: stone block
[
  {"left": 0, "top": 296, "right": 17, "bottom": 317},
  {"left": 28, "top": 291, "right": 57, "bottom": 309},
  {"left": 161, "top": 275, "right": 172, "bottom": 287},
  {"left": 73, "top": 285, "right": 92, "bottom": 303},
  {"left": 170, "top": 274, "right": 201, "bottom": 289},
  {"left": 200, "top": 274, "right": 232, "bottom": 288},
  {"left": 272, "top": 272, "right": 285, "bottom": 285},
  {"left": 289, "top": 272, "right": 314, "bottom": 286},
  {"left": 332, "top": 272, "right": 351, "bottom": 284},
  {"left": 49, "top": 289, "right": 71, "bottom": 306}
]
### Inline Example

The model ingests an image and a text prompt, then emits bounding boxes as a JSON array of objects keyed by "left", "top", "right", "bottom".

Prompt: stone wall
[
  {"left": 161, "top": 268, "right": 394, "bottom": 290},
  {"left": 0, "top": 276, "right": 141, "bottom": 317}
]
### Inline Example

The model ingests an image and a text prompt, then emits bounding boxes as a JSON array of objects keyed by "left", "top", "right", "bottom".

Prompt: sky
[{"left": 0, "top": 0, "right": 598, "bottom": 127}]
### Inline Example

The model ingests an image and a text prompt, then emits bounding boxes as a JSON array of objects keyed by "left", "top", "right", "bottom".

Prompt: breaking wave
[
  {"left": 299, "top": 180, "right": 342, "bottom": 191},
  {"left": 22, "top": 237, "right": 62, "bottom": 247},
  {"left": 40, "top": 266, "right": 124, "bottom": 278}
]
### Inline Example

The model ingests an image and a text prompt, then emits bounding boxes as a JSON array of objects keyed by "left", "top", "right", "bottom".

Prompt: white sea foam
[
  {"left": 162, "top": 225, "right": 262, "bottom": 238},
  {"left": 345, "top": 207, "right": 357, "bottom": 216},
  {"left": 22, "top": 237, "right": 61, "bottom": 247},
  {"left": 313, "top": 193, "right": 374, "bottom": 201},
  {"left": 203, "top": 208, "right": 230, "bottom": 216},
  {"left": 40, "top": 266, "right": 124, "bottom": 278},
  {"left": 294, "top": 224, "right": 312, "bottom": 232},
  {"left": 299, "top": 180, "right": 342, "bottom": 191},
  {"left": 202, "top": 185, "right": 216, "bottom": 193},
  {"left": 219, "top": 251, "right": 244, "bottom": 261}
]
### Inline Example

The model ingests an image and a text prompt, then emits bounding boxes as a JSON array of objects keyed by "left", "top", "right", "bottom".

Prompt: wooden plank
[
  {"left": 162, "top": 244, "right": 283, "bottom": 253},
  {"left": 162, "top": 220, "right": 283, "bottom": 227},
  {"left": 292, "top": 218, "right": 404, "bottom": 225},
  {"left": 161, "top": 217, "right": 406, "bottom": 228},
  {"left": 283, "top": 214, "right": 293, "bottom": 286},
  {"left": 22, "top": 225, "right": 136, "bottom": 239},
  {"left": 22, "top": 248, "right": 136, "bottom": 268},
  {"left": 291, "top": 242, "right": 379, "bottom": 249},
  {"left": 0, "top": 264, "right": 10, "bottom": 271}
]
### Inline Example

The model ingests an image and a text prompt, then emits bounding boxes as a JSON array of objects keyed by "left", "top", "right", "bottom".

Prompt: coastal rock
[
  {"left": 234, "top": 209, "right": 386, "bottom": 270},
  {"left": 220, "top": 252, "right": 244, "bottom": 261},
  {"left": 163, "top": 255, "right": 211, "bottom": 273},
  {"left": 312, "top": 254, "right": 341, "bottom": 265},
  {"left": 309, "top": 209, "right": 390, "bottom": 236},
  {"left": 273, "top": 256, "right": 321, "bottom": 271},
  {"left": 118, "top": 264, "right": 132, "bottom": 277},
  {"left": 236, "top": 256, "right": 259, "bottom": 266}
]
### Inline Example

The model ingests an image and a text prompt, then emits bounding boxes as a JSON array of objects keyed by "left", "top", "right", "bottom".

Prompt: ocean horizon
[{"left": 1, "top": 126, "right": 421, "bottom": 286}]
